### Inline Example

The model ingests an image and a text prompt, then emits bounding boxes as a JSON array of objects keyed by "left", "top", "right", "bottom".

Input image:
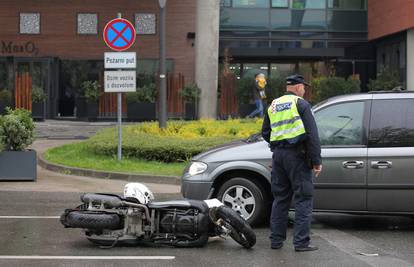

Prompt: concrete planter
[
  {"left": 32, "top": 102, "right": 45, "bottom": 121},
  {"left": 0, "top": 150, "right": 37, "bottom": 181},
  {"left": 184, "top": 102, "right": 196, "bottom": 120},
  {"left": 127, "top": 102, "right": 156, "bottom": 121},
  {"left": 86, "top": 102, "right": 99, "bottom": 121},
  {"left": 0, "top": 102, "right": 12, "bottom": 115}
]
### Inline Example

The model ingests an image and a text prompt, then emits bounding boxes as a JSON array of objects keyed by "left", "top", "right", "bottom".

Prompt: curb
[{"left": 37, "top": 153, "right": 181, "bottom": 185}]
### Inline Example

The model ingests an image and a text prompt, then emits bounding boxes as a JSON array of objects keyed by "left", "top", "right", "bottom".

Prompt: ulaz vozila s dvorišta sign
[{"left": 103, "top": 18, "right": 136, "bottom": 52}]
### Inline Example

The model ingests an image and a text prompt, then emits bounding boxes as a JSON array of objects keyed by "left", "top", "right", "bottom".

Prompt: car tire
[{"left": 217, "top": 177, "right": 268, "bottom": 226}]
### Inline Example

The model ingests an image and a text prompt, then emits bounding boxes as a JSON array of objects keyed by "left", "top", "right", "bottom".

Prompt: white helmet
[{"left": 123, "top": 183, "right": 154, "bottom": 204}]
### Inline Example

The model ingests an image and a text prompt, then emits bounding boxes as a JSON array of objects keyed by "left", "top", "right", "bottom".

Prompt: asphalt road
[{"left": 1, "top": 191, "right": 414, "bottom": 267}]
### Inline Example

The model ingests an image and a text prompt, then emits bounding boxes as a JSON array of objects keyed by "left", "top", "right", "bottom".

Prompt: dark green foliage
[
  {"left": 311, "top": 76, "right": 361, "bottom": 104},
  {"left": 367, "top": 68, "right": 401, "bottom": 91},
  {"left": 266, "top": 77, "right": 285, "bottom": 102},
  {"left": 179, "top": 83, "right": 200, "bottom": 102},
  {"left": 236, "top": 77, "right": 255, "bottom": 105},
  {"left": 86, "top": 128, "right": 235, "bottom": 163},
  {"left": 0, "top": 90, "right": 12, "bottom": 104},
  {"left": 0, "top": 108, "right": 35, "bottom": 151},
  {"left": 32, "top": 86, "right": 47, "bottom": 103},
  {"left": 81, "top": 80, "right": 101, "bottom": 103},
  {"left": 126, "top": 83, "right": 157, "bottom": 103}
]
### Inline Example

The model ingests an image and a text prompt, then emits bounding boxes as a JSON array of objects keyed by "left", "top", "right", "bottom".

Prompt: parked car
[{"left": 181, "top": 91, "right": 414, "bottom": 225}]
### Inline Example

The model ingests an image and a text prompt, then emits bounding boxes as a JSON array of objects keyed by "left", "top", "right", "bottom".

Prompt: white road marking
[
  {"left": 313, "top": 229, "right": 414, "bottom": 267},
  {"left": 0, "top": 216, "right": 60, "bottom": 219},
  {"left": 0, "top": 256, "right": 175, "bottom": 260}
]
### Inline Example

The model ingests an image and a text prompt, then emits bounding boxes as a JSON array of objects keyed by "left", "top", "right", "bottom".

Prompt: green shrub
[
  {"left": 86, "top": 119, "right": 262, "bottom": 162},
  {"left": 126, "top": 83, "right": 157, "bottom": 103},
  {"left": 0, "top": 108, "right": 35, "bottom": 151},
  {"left": 32, "top": 86, "right": 47, "bottom": 103},
  {"left": 179, "top": 83, "right": 200, "bottom": 103},
  {"left": 0, "top": 90, "right": 12, "bottom": 104},
  {"left": 367, "top": 67, "right": 401, "bottom": 91},
  {"left": 236, "top": 77, "right": 255, "bottom": 105},
  {"left": 266, "top": 77, "right": 285, "bottom": 103},
  {"left": 81, "top": 80, "right": 101, "bottom": 103},
  {"left": 311, "top": 76, "right": 360, "bottom": 104}
]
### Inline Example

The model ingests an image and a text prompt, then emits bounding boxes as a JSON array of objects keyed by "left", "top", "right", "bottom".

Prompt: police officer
[{"left": 261, "top": 74, "right": 322, "bottom": 252}]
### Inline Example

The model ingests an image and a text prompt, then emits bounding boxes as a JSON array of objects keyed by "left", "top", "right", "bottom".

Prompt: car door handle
[
  {"left": 371, "top": 161, "right": 392, "bottom": 169},
  {"left": 342, "top": 161, "right": 364, "bottom": 169}
]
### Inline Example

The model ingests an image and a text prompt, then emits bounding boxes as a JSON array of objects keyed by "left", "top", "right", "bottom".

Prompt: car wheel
[{"left": 217, "top": 178, "right": 268, "bottom": 226}]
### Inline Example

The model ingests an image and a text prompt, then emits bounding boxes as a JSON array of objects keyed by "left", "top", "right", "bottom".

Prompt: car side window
[
  {"left": 315, "top": 101, "right": 365, "bottom": 146},
  {"left": 369, "top": 99, "right": 414, "bottom": 147}
]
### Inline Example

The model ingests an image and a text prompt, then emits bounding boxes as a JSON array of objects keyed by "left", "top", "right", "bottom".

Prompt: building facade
[
  {"left": 0, "top": 0, "right": 196, "bottom": 119},
  {"left": 368, "top": 0, "right": 414, "bottom": 89},
  {"left": 219, "top": 0, "right": 374, "bottom": 89}
]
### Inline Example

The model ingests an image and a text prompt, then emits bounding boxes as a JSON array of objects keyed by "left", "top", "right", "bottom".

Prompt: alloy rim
[{"left": 222, "top": 185, "right": 256, "bottom": 220}]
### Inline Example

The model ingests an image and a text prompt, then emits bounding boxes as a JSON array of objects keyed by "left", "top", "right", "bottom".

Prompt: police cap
[{"left": 286, "top": 74, "right": 310, "bottom": 86}]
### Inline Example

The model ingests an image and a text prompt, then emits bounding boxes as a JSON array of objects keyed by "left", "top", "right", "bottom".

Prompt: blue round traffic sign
[{"left": 103, "top": 18, "right": 136, "bottom": 51}]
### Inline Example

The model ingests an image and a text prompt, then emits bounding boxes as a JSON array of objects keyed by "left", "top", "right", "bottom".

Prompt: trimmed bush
[
  {"left": 87, "top": 119, "right": 262, "bottom": 162},
  {"left": 311, "top": 76, "right": 360, "bottom": 104},
  {"left": 367, "top": 67, "right": 401, "bottom": 91},
  {"left": 0, "top": 108, "right": 35, "bottom": 151}
]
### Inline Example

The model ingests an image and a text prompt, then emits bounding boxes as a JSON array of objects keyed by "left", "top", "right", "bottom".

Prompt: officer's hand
[{"left": 313, "top": 165, "right": 322, "bottom": 177}]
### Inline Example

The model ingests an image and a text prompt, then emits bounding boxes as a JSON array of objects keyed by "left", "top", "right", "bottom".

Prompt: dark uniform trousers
[{"left": 270, "top": 147, "right": 314, "bottom": 247}]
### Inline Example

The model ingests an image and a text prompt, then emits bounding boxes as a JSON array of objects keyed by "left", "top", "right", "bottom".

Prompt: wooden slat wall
[
  {"left": 15, "top": 72, "right": 32, "bottom": 111},
  {"left": 167, "top": 73, "right": 185, "bottom": 115},
  {"left": 99, "top": 92, "right": 126, "bottom": 117},
  {"left": 98, "top": 73, "right": 126, "bottom": 117},
  {"left": 219, "top": 73, "right": 238, "bottom": 118}
]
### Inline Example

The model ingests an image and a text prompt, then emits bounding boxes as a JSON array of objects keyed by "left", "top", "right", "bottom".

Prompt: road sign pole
[
  {"left": 159, "top": 1, "right": 167, "bottom": 129},
  {"left": 117, "top": 12, "right": 122, "bottom": 161}
]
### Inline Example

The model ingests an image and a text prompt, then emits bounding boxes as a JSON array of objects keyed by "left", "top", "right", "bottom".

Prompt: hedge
[{"left": 87, "top": 119, "right": 262, "bottom": 163}]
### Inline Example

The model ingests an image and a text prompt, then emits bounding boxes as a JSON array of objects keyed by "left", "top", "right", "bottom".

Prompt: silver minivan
[{"left": 181, "top": 91, "right": 414, "bottom": 225}]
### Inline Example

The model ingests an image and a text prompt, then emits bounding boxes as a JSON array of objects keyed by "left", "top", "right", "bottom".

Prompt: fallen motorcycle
[{"left": 60, "top": 183, "right": 256, "bottom": 248}]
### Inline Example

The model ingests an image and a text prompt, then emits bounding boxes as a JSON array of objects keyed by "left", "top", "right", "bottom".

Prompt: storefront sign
[
  {"left": 1, "top": 41, "right": 39, "bottom": 55},
  {"left": 104, "top": 52, "right": 136, "bottom": 69},
  {"left": 104, "top": 71, "right": 136, "bottom": 92}
]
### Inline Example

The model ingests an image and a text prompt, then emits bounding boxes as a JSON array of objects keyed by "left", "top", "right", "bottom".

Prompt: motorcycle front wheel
[{"left": 214, "top": 205, "right": 256, "bottom": 249}]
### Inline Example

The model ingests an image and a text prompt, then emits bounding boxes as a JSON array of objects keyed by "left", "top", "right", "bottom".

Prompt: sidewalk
[{"left": 1, "top": 120, "right": 181, "bottom": 196}]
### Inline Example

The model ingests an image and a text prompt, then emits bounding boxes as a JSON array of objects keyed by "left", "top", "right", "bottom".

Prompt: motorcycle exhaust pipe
[{"left": 81, "top": 193, "right": 123, "bottom": 208}]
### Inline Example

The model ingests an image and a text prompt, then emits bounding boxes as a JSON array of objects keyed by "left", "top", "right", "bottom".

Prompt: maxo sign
[{"left": 103, "top": 18, "right": 136, "bottom": 51}]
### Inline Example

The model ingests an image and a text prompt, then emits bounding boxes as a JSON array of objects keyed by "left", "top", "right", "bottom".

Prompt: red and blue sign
[{"left": 103, "top": 18, "right": 136, "bottom": 52}]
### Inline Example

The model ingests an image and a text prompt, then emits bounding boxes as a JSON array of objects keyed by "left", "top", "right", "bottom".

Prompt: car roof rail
[{"left": 367, "top": 87, "right": 414, "bottom": 94}]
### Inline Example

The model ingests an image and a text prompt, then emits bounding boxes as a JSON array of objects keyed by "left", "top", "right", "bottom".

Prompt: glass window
[
  {"left": 242, "top": 63, "right": 269, "bottom": 78},
  {"left": 77, "top": 13, "right": 98, "bottom": 35},
  {"left": 271, "top": 9, "right": 326, "bottom": 30},
  {"left": 220, "top": 9, "right": 270, "bottom": 29},
  {"left": 369, "top": 99, "right": 414, "bottom": 147},
  {"left": 272, "top": 0, "right": 289, "bottom": 8},
  {"left": 220, "top": 0, "right": 232, "bottom": 7},
  {"left": 20, "top": 13, "right": 40, "bottom": 34},
  {"left": 0, "top": 62, "right": 8, "bottom": 90},
  {"left": 292, "top": 0, "right": 325, "bottom": 9},
  {"left": 315, "top": 101, "right": 365, "bottom": 146},
  {"left": 327, "top": 10, "right": 367, "bottom": 31},
  {"left": 328, "top": 0, "right": 366, "bottom": 9},
  {"left": 233, "top": 0, "right": 269, "bottom": 8}
]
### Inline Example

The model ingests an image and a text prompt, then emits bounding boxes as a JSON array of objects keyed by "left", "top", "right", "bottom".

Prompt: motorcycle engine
[
  {"left": 125, "top": 208, "right": 144, "bottom": 236},
  {"left": 158, "top": 208, "right": 209, "bottom": 237}
]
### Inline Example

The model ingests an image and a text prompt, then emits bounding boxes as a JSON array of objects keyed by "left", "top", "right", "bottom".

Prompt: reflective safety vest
[{"left": 268, "top": 94, "right": 306, "bottom": 143}]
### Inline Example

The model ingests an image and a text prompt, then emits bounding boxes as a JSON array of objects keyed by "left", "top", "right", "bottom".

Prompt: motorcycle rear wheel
[
  {"left": 214, "top": 206, "right": 256, "bottom": 249},
  {"left": 64, "top": 211, "right": 122, "bottom": 230}
]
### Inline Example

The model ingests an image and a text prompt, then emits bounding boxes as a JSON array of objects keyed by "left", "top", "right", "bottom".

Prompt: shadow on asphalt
[{"left": 313, "top": 213, "right": 414, "bottom": 231}]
